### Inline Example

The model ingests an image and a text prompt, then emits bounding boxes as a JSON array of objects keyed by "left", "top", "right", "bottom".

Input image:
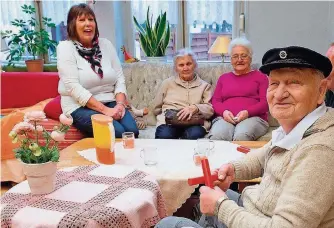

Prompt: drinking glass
[
  {"left": 122, "top": 132, "right": 135, "bottom": 149},
  {"left": 196, "top": 139, "right": 215, "bottom": 156},
  {"left": 140, "top": 146, "right": 158, "bottom": 166}
]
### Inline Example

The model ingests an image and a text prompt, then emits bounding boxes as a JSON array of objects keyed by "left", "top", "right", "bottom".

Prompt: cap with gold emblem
[{"left": 260, "top": 46, "right": 332, "bottom": 77}]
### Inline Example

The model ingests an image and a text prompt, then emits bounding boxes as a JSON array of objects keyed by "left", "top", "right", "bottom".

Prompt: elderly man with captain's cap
[{"left": 155, "top": 46, "right": 334, "bottom": 228}]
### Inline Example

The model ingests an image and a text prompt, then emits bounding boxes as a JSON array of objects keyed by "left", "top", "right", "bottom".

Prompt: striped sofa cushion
[{"left": 28, "top": 119, "right": 84, "bottom": 150}]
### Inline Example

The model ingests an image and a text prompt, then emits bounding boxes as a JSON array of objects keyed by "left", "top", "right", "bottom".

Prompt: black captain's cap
[{"left": 259, "top": 46, "right": 332, "bottom": 77}]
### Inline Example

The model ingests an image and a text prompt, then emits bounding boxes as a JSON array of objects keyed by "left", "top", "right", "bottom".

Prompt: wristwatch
[{"left": 214, "top": 195, "right": 229, "bottom": 216}]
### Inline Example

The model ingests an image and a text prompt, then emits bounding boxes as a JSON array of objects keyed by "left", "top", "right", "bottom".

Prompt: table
[
  {"left": 60, "top": 138, "right": 266, "bottom": 215},
  {"left": 1, "top": 165, "right": 166, "bottom": 228}
]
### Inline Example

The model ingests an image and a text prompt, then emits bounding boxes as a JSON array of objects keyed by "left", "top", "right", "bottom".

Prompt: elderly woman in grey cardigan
[
  {"left": 156, "top": 46, "right": 334, "bottom": 228},
  {"left": 153, "top": 49, "right": 214, "bottom": 139}
]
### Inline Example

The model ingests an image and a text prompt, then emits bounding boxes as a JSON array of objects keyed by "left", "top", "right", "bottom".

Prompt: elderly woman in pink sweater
[{"left": 207, "top": 37, "right": 269, "bottom": 141}]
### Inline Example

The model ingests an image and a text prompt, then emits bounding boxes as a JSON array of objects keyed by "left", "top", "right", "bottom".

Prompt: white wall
[{"left": 246, "top": 1, "right": 334, "bottom": 64}]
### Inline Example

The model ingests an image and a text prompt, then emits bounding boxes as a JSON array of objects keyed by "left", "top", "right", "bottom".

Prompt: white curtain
[
  {"left": 1, "top": 0, "right": 34, "bottom": 31},
  {"left": 131, "top": 0, "right": 178, "bottom": 25},
  {"left": 41, "top": 0, "right": 85, "bottom": 26},
  {"left": 186, "top": 0, "right": 233, "bottom": 25}
]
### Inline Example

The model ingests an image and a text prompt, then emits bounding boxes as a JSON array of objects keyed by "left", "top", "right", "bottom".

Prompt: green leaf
[
  {"left": 133, "top": 16, "right": 146, "bottom": 36},
  {"left": 161, "top": 22, "right": 170, "bottom": 55},
  {"left": 156, "top": 12, "right": 167, "bottom": 46},
  {"left": 154, "top": 15, "right": 161, "bottom": 34},
  {"left": 138, "top": 33, "right": 150, "bottom": 57}
]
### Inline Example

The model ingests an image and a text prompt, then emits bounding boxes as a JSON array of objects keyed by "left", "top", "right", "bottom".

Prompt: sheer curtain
[
  {"left": 186, "top": 1, "right": 233, "bottom": 26},
  {"left": 131, "top": 0, "right": 179, "bottom": 59},
  {"left": 132, "top": 0, "right": 178, "bottom": 25},
  {"left": 186, "top": 1, "right": 234, "bottom": 61},
  {"left": 41, "top": 0, "right": 84, "bottom": 26},
  {"left": 1, "top": 0, "right": 34, "bottom": 32},
  {"left": 41, "top": 0, "right": 85, "bottom": 44}
]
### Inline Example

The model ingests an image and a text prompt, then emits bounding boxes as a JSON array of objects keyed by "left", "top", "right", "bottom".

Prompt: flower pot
[
  {"left": 25, "top": 59, "right": 44, "bottom": 72},
  {"left": 146, "top": 56, "right": 167, "bottom": 63},
  {"left": 22, "top": 161, "right": 57, "bottom": 195}
]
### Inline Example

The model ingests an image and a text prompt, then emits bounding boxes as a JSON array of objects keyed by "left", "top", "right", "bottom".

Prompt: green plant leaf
[
  {"left": 133, "top": 16, "right": 146, "bottom": 36},
  {"left": 154, "top": 15, "right": 161, "bottom": 34},
  {"left": 156, "top": 12, "right": 167, "bottom": 46},
  {"left": 161, "top": 22, "right": 171, "bottom": 55},
  {"left": 138, "top": 33, "right": 150, "bottom": 57}
]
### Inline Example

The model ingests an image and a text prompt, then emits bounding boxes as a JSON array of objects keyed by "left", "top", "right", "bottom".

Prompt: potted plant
[
  {"left": 1, "top": 4, "right": 57, "bottom": 72},
  {"left": 9, "top": 111, "right": 73, "bottom": 194},
  {"left": 133, "top": 7, "right": 170, "bottom": 62}
]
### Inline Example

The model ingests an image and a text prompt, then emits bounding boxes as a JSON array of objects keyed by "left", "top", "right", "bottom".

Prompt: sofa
[{"left": 1, "top": 62, "right": 279, "bottom": 182}]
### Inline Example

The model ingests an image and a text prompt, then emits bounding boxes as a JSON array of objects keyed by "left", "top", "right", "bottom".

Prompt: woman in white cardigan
[{"left": 57, "top": 3, "right": 138, "bottom": 138}]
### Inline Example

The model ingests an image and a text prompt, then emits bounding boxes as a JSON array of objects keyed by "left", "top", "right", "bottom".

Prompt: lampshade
[
  {"left": 208, "top": 36, "right": 231, "bottom": 54},
  {"left": 1, "top": 38, "right": 9, "bottom": 52}
]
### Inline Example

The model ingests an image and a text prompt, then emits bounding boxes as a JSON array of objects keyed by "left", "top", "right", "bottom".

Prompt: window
[
  {"left": 0, "top": 0, "right": 84, "bottom": 63},
  {"left": 131, "top": 0, "right": 239, "bottom": 61},
  {"left": 41, "top": 0, "right": 84, "bottom": 43},
  {"left": 186, "top": 1, "right": 233, "bottom": 61},
  {"left": 132, "top": 0, "right": 178, "bottom": 60}
]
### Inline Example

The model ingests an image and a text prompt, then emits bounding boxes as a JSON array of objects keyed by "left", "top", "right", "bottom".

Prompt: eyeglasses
[{"left": 231, "top": 54, "right": 249, "bottom": 60}]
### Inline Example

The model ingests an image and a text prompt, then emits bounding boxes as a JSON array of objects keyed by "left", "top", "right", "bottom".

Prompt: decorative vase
[
  {"left": 146, "top": 56, "right": 167, "bottom": 63},
  {"left": 22, "top": 161, "right": 57, "bottom": 195},
  {"left": 25, "top": 59, "right": 44, "bottom": 72}
]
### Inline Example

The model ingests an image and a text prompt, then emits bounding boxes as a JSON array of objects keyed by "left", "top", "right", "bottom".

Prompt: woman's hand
[
  {"left": 223, "top": 110, "right": 236, "bottom": 124},
  {"left": 102, "top": 107, "right": 121, "bottom": 120},
  {"left": 235, "top": 110, "right": 249, "bottom": 123},
  {"left": 213, "top": 163, "right": 235, "bottom": 191},
  {"left": 177, "top": 105, "right": 198, "bottom": 121},
  {"left": 114, "top": 103, "right": 126, "bottom": 118}
]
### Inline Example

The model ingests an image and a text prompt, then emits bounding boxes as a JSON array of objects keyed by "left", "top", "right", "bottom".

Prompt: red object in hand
[
  {"left": 188, "top": 173, "right": 218, "bottom": 186},
  {"left": 237, "top": 146, "right": 250, "bottom": 153}
]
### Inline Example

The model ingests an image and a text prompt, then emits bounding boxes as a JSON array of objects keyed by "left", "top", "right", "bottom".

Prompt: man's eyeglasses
[{"left": 231, "top": 54, "right": 249, "bottom": 60}]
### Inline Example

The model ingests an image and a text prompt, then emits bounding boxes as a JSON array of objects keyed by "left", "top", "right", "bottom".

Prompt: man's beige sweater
[
  {"left": 153, "top": 74, "right": 214, "bottom": 130},
  {"left": 218, "top": 108, "right": 334, "bottom": 228}
]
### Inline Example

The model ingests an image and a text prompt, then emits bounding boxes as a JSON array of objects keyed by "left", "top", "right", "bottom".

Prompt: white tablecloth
[{"left": 78, "top": 139, "right": 246, "bottom": 215}]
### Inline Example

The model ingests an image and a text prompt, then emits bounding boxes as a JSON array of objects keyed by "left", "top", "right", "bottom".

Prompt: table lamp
[{"left": 208, "top": 36, "right": 231, "bottom": 63}]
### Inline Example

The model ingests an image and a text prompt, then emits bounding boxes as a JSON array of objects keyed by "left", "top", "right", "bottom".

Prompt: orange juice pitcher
[{"left": 91, "top": 114, "right": 115, "bottom": 165}]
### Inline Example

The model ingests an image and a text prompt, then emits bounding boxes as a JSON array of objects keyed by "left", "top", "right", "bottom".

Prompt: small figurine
[{"left": 121, "top": 45, "right": 139, "bottom": 63}]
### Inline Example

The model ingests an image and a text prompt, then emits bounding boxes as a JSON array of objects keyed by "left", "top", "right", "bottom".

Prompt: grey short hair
[
  {"left": 228, "top": 37, "right": 253, "bottom": 57},
  {"left": 173, "top": 48, "right": 198, "bottom": 68}
]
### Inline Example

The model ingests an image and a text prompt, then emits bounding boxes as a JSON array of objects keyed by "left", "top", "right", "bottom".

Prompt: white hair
[
  {"left": 173, "top": 48, "right": 198, "bottom": 68},
  {"left": 228, "top": 37, "right": 253, "bottom": 57}
]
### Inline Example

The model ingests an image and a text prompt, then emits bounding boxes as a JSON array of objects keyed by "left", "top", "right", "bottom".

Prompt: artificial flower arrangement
[{"left": 9, "top": 111, "right": 73, "bottom": 164}]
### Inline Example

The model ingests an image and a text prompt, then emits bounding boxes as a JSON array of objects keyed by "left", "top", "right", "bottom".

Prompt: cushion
[
  {"left": 31, "top": 118, "right": 84, "bottom": 150},
  {"left": 1, "top": 110, "right": 25, "bottom": 160},
  {"left": 44, "top": 95, "right": 62, "bottom": 120},
  {"left": 1, "top": 99, "right": 84, "bottom": 161}
]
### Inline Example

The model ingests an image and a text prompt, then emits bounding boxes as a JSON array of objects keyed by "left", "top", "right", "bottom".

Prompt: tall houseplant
[
  {"left": 1, "top": 4, "right": 57, "bottom": 72},
  {"left": 133, "top": 7, "right": 170, "bottom": 61}
]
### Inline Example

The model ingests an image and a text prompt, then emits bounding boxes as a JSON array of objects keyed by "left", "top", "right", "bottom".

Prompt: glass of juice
[
  {"left": 91, "top": 114, "right": 115, "bottom": 165},
  {"left": 122, "top": 132, "right": 135, "bottom": 149}
]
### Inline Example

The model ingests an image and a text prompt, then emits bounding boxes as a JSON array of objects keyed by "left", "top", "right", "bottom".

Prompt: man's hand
[
  {"left": 235, "top": 110, "right": 249, "bottom": 123},
  {"left": 213, "top": 164, "right": 235, "bottom": 191},
  {"left": 177, "top": 105, "right": 198, "bottom": 121},
  {"left": 199, "top": 186, "right": 226, "bottom": 216},
  {"left": 223, "top": 110, "right": 236, "bottom": 124}
]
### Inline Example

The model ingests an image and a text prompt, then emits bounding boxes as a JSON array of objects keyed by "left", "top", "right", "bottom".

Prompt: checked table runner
[{"left": 1, "top": 165, "right": 167, "bottom": 228}]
